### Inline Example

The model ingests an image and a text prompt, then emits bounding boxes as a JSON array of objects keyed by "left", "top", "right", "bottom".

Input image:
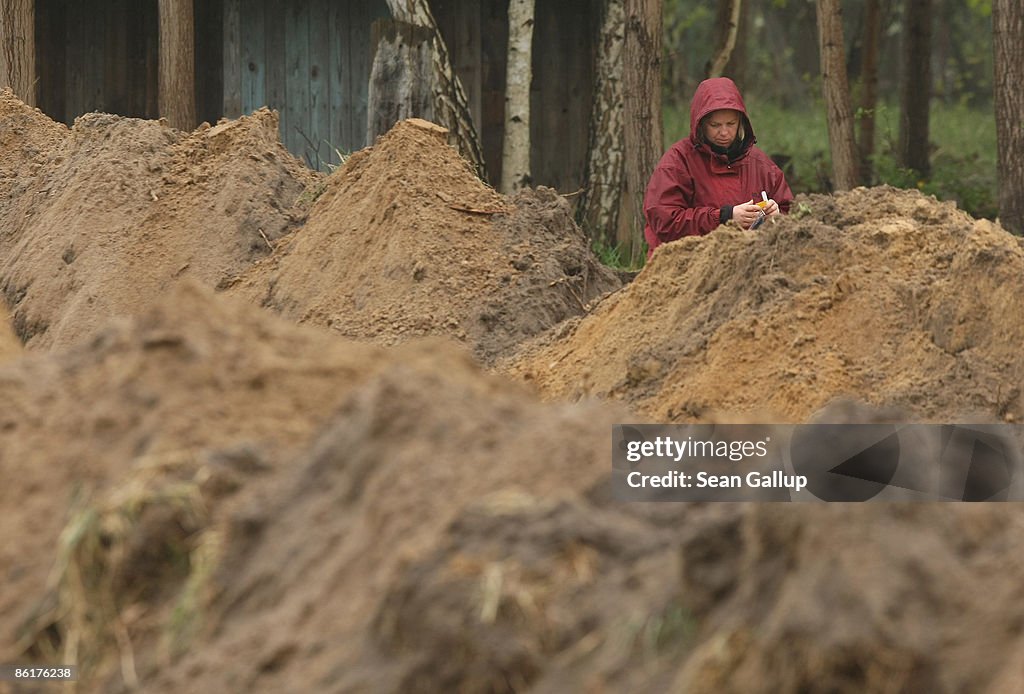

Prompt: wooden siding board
[
  {"left": 329, "top": 0, "right": 350, "bottom": 161},
  {"left": 102, "top": 0, "right": 115, "bottom": 112},
  {"left": 240, "top": 0, "right": 266, "bottom": 113},
  {"left": 565, "top": 0, "right": 593, "bottom": 191},
  {"left": 453, "top": 0, "right": 481, "bottom": 135},
  {"left": 145, "top": 1, "right": 159, "bottom": 118},
  {"left": 308, "top": 0, "right": 330, "bottom": 168},
  {"left": 480, "top": 0, "right": 507, "bottom": 187},
  {"left": 65, "top": 0, "right": 84, "bottom": 119},
  {"left": 37, "top": 0, "right": 67, "bottom": 123},
  {"left": 349, "top": 0, "right": 388, "bottom": 152},
  {"left": 284, "top": 1, "right": 312, "bottom": 166},
  {"left": 347, "top": 0, "right": 365, "bottom": 154},
  {"left": 127, "top": 1, "right": 149, "bottom": 117},
  {"left": 88, "top": 0, "right": 105, "bottom": 112},
  {"left": 531, "top": 0, "right": 557, "bottom": 189},
  {"left": 223, "top": 0, "right": 242, "bottom": 116},
  {"left": 143, "top": 1, "right": 159, "bottom": 118},
  {"left": 530, "top": 0, "right": 593, "bottom": 192},
  {"left": 194, "top": 0, "right": 225, "bottom": 125},
  {"left": 264, "top": 0, "right": 287, "bottom": 140}
]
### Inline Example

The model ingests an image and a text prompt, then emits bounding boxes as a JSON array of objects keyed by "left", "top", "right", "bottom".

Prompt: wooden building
[{"left": 5, "top": 0, "right": 600, "bottom": 191}]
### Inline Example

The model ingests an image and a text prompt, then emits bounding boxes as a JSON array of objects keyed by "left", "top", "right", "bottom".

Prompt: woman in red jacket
[{"left": 643, "top": 77, "right": 794, "bottom": 258}]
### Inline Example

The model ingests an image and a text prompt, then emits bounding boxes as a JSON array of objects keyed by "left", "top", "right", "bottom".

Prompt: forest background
[{"left": 662, "top": 0, "right": 997, "bottom": 220}]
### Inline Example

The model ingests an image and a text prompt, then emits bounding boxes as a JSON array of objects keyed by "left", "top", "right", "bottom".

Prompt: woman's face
[{"left": 703, "top": 109, "right": 741, "bottom": 147}]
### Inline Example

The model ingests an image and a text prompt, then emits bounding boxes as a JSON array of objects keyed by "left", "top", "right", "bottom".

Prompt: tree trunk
[
  {"left": 0, "top": 0, "right": 36, "bottom": 106},
  {"left": 623, "top": 0, "right": 662, "bottom": 261},
  {"left": 158, "top": 0, "right": 196, "bottom": 130},
  {"left": 858, "top": 0, "right": 881, "bottom": 184},
  {"left": 379, "top": 0, "right": 487, "bottom": 181},
  {"left": 898, "top": 0, "right": 932, "bottom": 177},
  {"left": 500, "top": 0, "right": 534, "bottom": 195},
  {"left": 579, "top": 0, "right": 625, "bottom": 249},
  {"left": 727, "top": 0, "right": 750, "bottom": 89},
  {"left": 705, "top": 0, "right": 742, "bottom": 79},
  {"left": 816, "top": 0, "right": 858, "bottom": 191},
  {"left": 994, "top": 0, "right": 1024, "bottom": 234},
  {"left": 367, "top": 21, "right": 435, "bottom": 133}
]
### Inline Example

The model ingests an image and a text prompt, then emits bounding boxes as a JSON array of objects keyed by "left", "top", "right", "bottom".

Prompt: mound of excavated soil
[
  {"left": 229, "top": 118, "right": 619, "bottom": 364},
  {"left": 0, "top": 88, "right": 68, "bottom": 223},
  {"left": 508, "top": 186, "right": 1024, "bottom": 423},
  {"left": 0, "top": 282, "right": 384, "bottom": 668},
  {"left": 0, "top": 280, "right": 626, "bottom": 692},
  {"left": 669, "top": 502, "right": 1024, "bottom": 692},
  {"left": 0, "top": 91, "right": 316, "bottom": 349},
  {"left": 4, "top": 283, "right": 1024, "bottom": 694},
  {"left": 0, "top": 300, "right": 19, "bottom": 362}
]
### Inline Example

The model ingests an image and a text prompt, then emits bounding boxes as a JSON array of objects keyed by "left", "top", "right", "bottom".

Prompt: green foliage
[
  {"left": 638, "top": 601, "right": 697, "bottom": 657},
  {"left": 663, "top": 99, "right": 998, "bottom": 220},
  {"left": 966, "top": 0, "right": 992, "bottom": 17},
  {"left": 296, "top": 180, "right": 328, "bottom": 207},
  {"left": 870, "top": 101, "right": 998, "bottom": 219},
  {"left": 592, "top": 237, "right": 646, "bottom": 272},
  {"left": 661, "top": 0, "right": 994, "bottom": 107},
  {"left": 793, "top": 202, "right": 813, "bottom": 219}
]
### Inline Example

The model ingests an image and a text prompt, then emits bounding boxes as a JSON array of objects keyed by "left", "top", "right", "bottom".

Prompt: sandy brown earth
[
  {"left": 0, "top": 94, "right": 615, "bottom": 363},
  {"left": 0, "top": 282, "right": 627, "bottom": 693},
  {"left": 228, "top": 118, "right": 619, "bottom": 363},
  {"left": 0, "top": 300, "right": 18, "bottom": 362},
  {"left": 0, "top": 90, "right": 317, "bottom": 350},
  {"left": 4, "top": 285, "right": 1024, "bottom": 694},
  {"left": 507, "top": 186, "right": 1024, "bottom": 424},
  {"left": 4, "top": 88, "right": 1024, "bottom": 694}
]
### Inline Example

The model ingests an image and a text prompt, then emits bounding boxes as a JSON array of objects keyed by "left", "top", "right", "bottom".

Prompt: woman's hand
[
  {"left": 731, "top": 201, "right": 765, "bottom": 228},
  {"left": 732, "top": 198, "right": 780, "bottom": 229}
]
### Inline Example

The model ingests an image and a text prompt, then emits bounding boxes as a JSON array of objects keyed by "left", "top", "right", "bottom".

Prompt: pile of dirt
[
  {"left": 0, "top": 88, "right": 68, "bottom": 223},
  {"left": 229, "top": 118, "right": 619, "bottom": 363},
  {"left": 0, "top": 91, "right": 317, "bottom": 349},
  {"left": 9, "top": 92, "right": 1024, "bottom": 693},
  {"left": 0, "top": 282, "right": 385, "bottom": 671},
  {"left": 0, "top": 300, "right": 19, "bottom": 362},
  {"left": 362, "top": 498, "right": 1024, "bottom": 694},
  {"left": 669, "top": 502, "right": 1024, "bottom": 692},
  {"left": 0, "top": 280, "right": 626, "bottom": 691},
  {"left": 508, "top": 186, "right": 1024, "bottom": 423},
  {"left": 3, "top": 283, "right": 1024, "bottom": 694}
]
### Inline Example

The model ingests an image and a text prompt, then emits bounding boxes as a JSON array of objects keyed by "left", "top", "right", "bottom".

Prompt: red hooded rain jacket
[{"left": 643, "top": 77, "right": 793, "bottom": 257}]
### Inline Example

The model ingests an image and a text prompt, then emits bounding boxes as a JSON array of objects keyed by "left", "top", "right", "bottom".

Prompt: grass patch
[
  {"left": 592, "top": 237, "right": 646, "bottom": 272},
  {"left": 17, "top": 451, "right": 220, "bottom": 687},
  {"left": 296, "top": 180, "right": 328, "bottom": 207}
]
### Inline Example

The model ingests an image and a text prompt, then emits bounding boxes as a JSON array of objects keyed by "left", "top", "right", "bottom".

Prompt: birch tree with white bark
[
  {"left": 580, "top": 0, "right": 626, "bottom": 248},
  {"left": 500, "top": 0, "right": 535, "bottom": 195}
]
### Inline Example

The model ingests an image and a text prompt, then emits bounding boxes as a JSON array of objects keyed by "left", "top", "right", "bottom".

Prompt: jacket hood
[{"left": 689, "top": 77, "right": 755, "bottom": 149}]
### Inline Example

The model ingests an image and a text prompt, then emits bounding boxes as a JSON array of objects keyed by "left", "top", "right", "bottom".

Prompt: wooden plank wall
[
  {"left": 433, "top": 0, "right": 504, "bottom": 185},
  {"left": 36, "top": 0, "right": 220, "bottom": 127},
  {"left": 478, "top": 0, "right": 509, "bottom": 188},
  {"left": 36, "top": 0, "right": 159, "bottom": 124},
  {"left": 224, "top": 0, "right": 389, "bottom": 171},
  {"left": 32, "top": 0, "right": 596, "bottom": 189},
  {"left": 530, "top": 0, "right": 598, "bottom": 194},
  {"left": 194, "top": 0, "right": 224, "bottom": 126},
  {"left": 434, "top": 0, "right": 597, "bottom": 193}
]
